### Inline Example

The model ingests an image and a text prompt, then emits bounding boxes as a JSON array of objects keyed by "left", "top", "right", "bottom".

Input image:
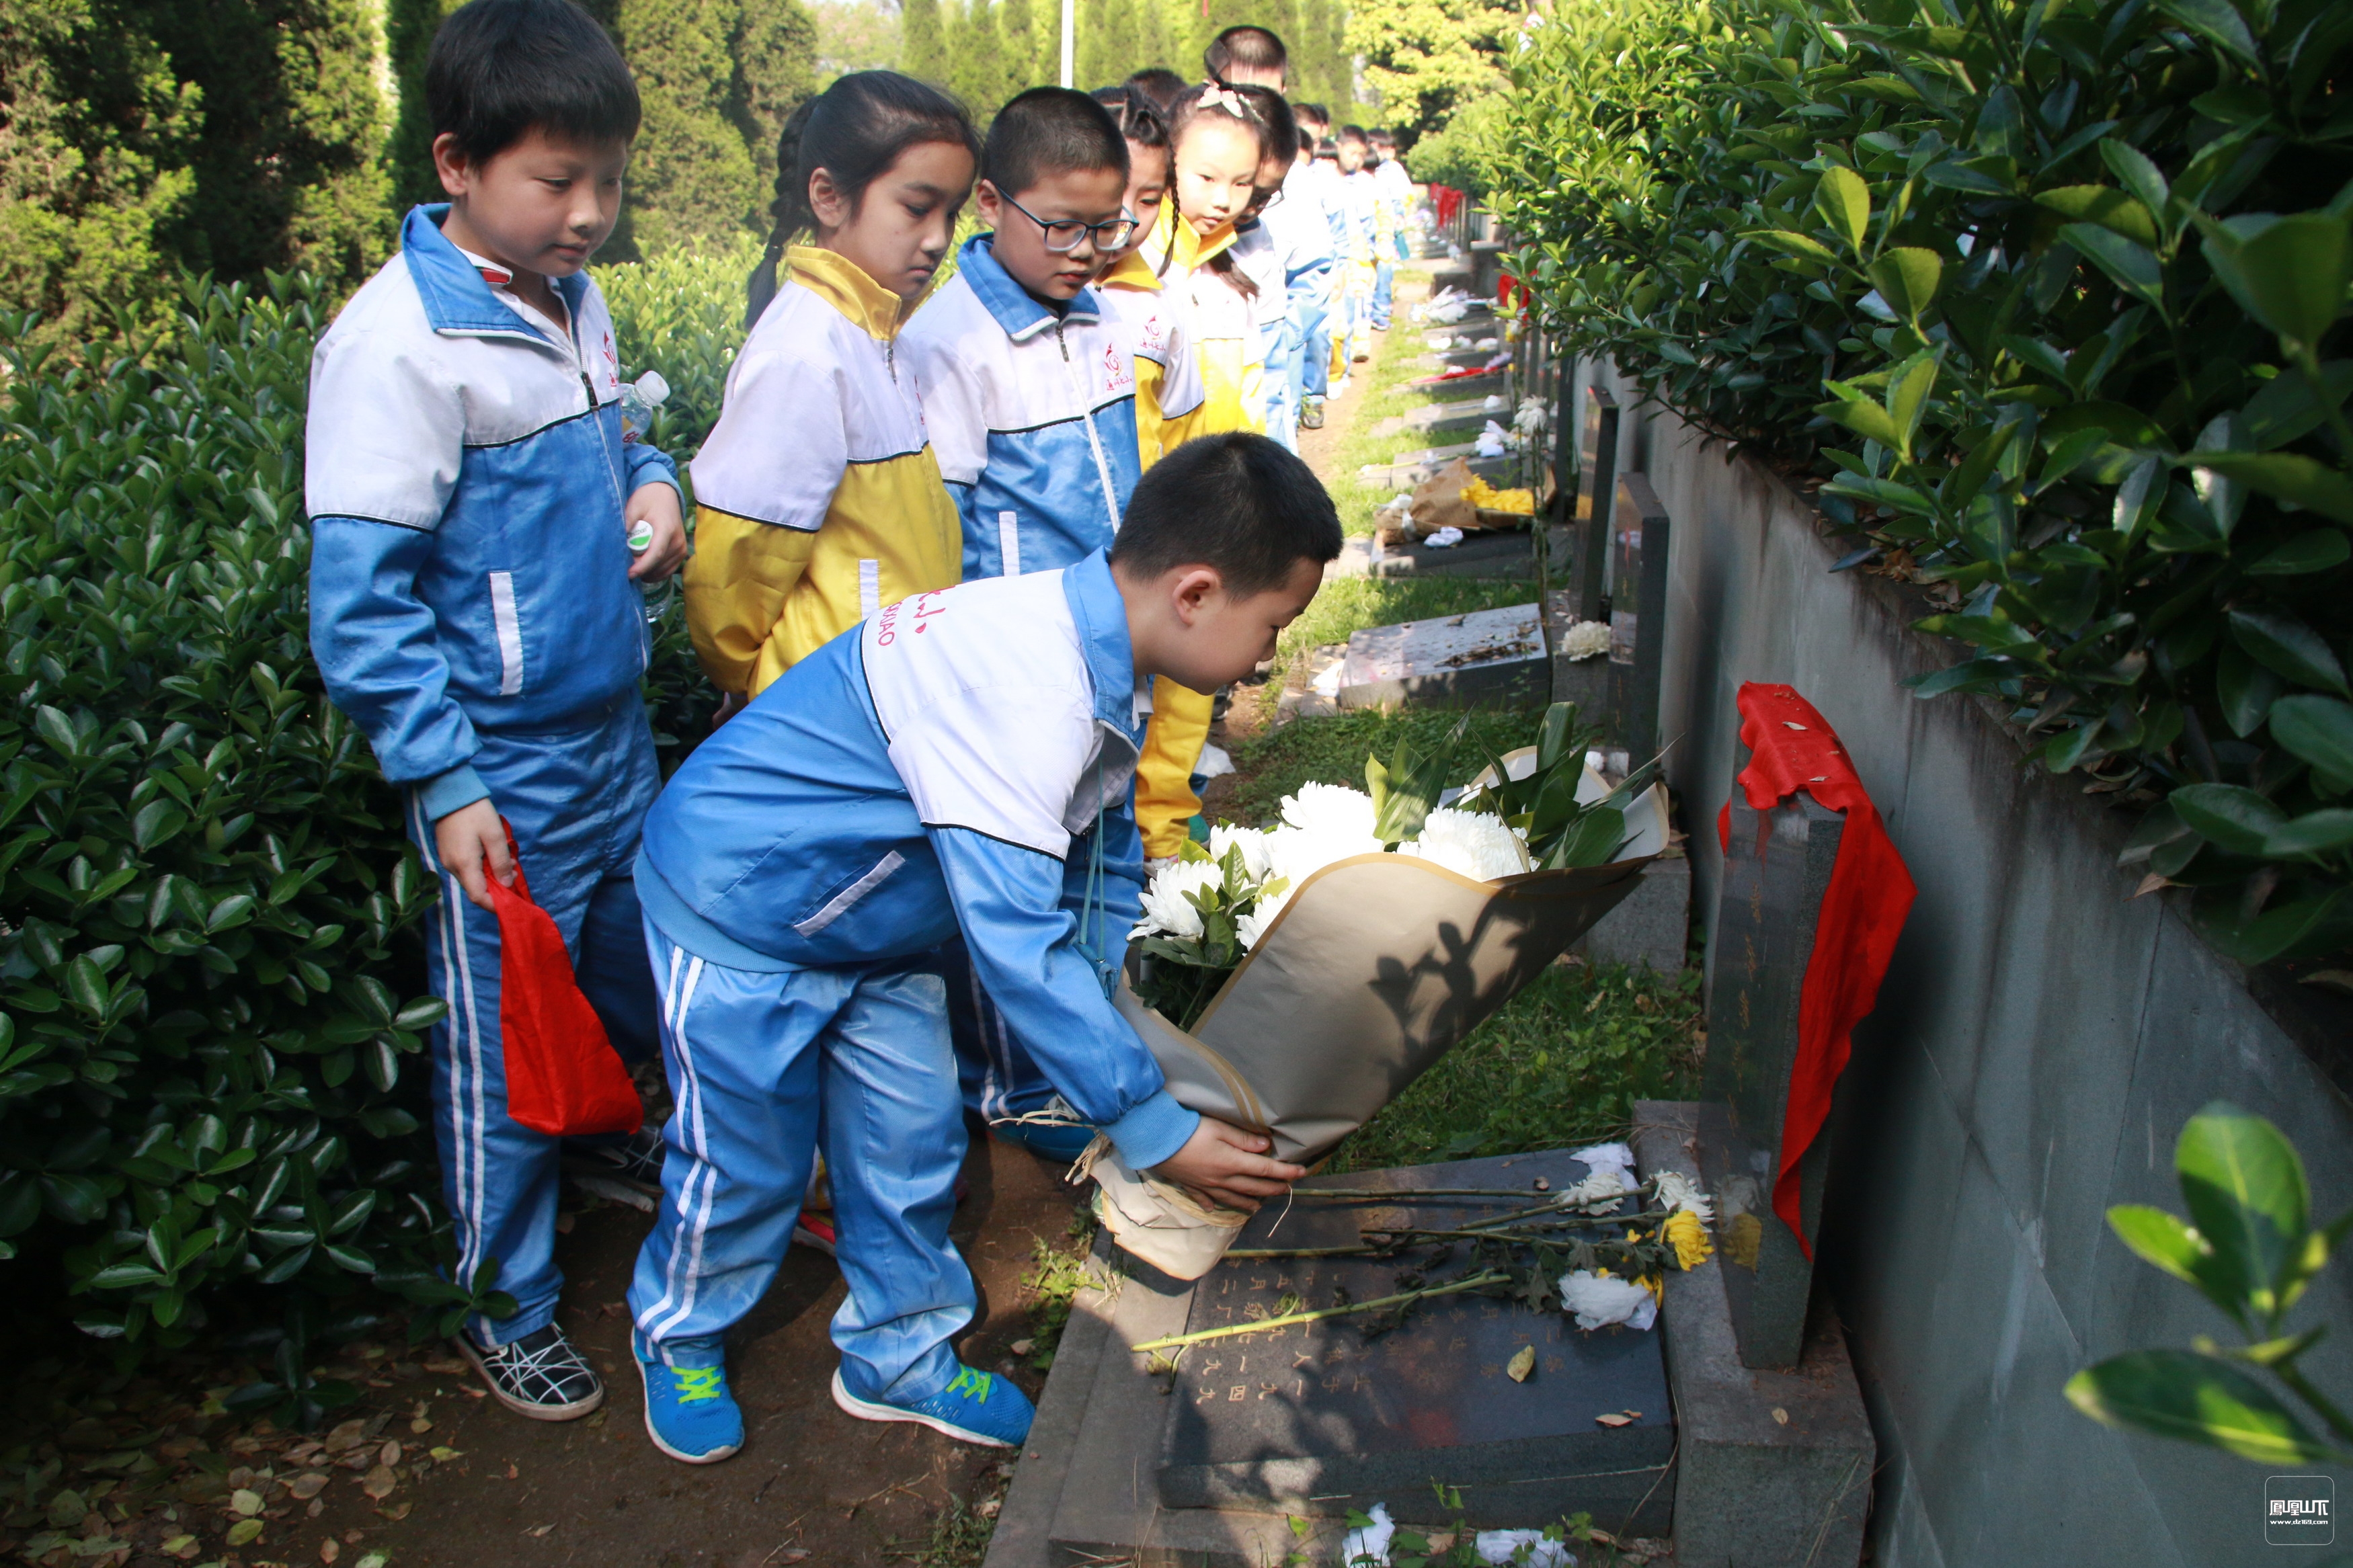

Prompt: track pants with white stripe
[
  {"left": 629, "top": 925, "right": 971, "bottom": 1404},
  {"left": 408, "top": 696, "right": 662, "bottom": 1346}
]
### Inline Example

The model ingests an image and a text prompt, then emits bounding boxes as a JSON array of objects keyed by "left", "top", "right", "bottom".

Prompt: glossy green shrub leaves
[{"left": 1486, "top": 0, "right": 2353, "bottom": 964}]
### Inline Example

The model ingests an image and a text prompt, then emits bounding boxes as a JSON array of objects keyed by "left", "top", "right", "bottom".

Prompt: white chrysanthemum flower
[
  {"left": 1264, "top": 825, "right": 1384, "bottom": 890},
  {"left": 1402, "top": 807, "right": 1531, "bottom": 882},
  {"left": 1280, "top": 781, "right": 1376, "bottom": 838},
  {"left": 1558, "top": 1270, "right": 1659, "bottom": 1331},
  {"left": 1514, "top": 395, "right": 1549, "bottom": 435},
  {"left": 1130, "top": 860, "right": 1222, "bottom": 940},
  {"left": 1560, "top": 618, "right": 1610, "bottom": 661},
  {"left": 1653, "top": 1169, "right": 1714, "bottom": 1222},
  {"left": 1206, "top": 823, "right": 1275, "bottom": 882},
  {"left": 1235, "top": 885, "right": 1291, "bottom": 950}
]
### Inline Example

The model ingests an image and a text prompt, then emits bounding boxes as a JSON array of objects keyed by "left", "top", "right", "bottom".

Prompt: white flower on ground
[
  {"left": 1653, "top": 1169, "right": 1714, "bottom": 1222},
  {"left": 1559, "top": 1270, "right": 1659, "bottom": 1331},
  {"left": 1280, "top": 780, "right": 1376, "bottom": 837},
  {"left": 1206, "top": 823, "right": 1275, "bottom": 882},
  {"left": 1402, "top": 807, "right": 1531, "bottom": 882},
  {"left": 1560, "top": 618, "right": 1610, "bottom": 661},
  {"left": 1131, "top": 860, "right": 1222, "bottom": 940}
]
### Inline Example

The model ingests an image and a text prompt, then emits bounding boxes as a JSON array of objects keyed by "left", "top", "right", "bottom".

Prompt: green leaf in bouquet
[
  {"left": 1548, "top": 806, "right": 1628, "bottom": 870},
  {"left": 1366, "top": 714, "right": 1471, "bottom": 845}
]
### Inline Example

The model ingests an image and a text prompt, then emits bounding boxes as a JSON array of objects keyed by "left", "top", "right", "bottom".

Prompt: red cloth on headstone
[
  {"left": 1714, "top": 684, "right": 1914, "bottom": 1260},
  {"left": 1431, "top": 184, "right": 1466, "bottom": 229},
  {"left": 486, "top": 825, "right": 643, "bottom": 1138}
]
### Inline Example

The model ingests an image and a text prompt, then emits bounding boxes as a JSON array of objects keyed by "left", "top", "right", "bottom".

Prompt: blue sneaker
[
  {"left": 635, "top": 1333, "right": 742, "bottom": 1464},
  {"left": 831, "top": 1364, "right": 1033, "bottom": 1448}
]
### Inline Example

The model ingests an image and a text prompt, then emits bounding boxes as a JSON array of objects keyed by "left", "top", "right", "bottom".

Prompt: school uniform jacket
[
  {"left": 635, "top": 552, "right": 1196, "bottom": 1170},
  {"left": 686, "top": 246, "right": 962, "bottom": 697},
  {"left": 1094, "top": 249, "right": 1209, "bottom": 468},
  {"left": 1140, "top": 204, "right": 1263, "bottom": 437},
  {"left": 305, "top": 204, "right": 682, "bottom": 819},
  {"left": 900, "top": 237, "right": 1139, "bottom": 580}
]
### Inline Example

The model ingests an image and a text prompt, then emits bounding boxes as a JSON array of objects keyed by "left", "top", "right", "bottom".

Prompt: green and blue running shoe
[
  {"left": 635, "top": 1331, "right": 743, "bottom": 1464},
  {"left": 830, "top": 1364, "right": 1034, "bottom": 1448}
]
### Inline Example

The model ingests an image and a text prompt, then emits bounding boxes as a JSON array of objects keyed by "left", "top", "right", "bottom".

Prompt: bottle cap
[
  {"left": 635, "top": 370, "right": 670, "bottom": 407},
  {"left": 627, "top": 519, "right": 654, "bottom": 553}
]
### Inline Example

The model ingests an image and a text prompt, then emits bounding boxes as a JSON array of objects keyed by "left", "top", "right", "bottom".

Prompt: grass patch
[
  {"left": 1326, "top": 268, "right": 1476, "bottom": 536},
  {"left": 1330, "top": 960, "right": 1705, "bottom": 1173},
  {"left": 889, "top": 1495, "right": 999, "bottom": 1567},
  {"left": 1226, "top": 704, "right": 1541, "bottom": 826},
  {"left": 1017, "top": 1206, "right": 1103, "bottom": 1373}
]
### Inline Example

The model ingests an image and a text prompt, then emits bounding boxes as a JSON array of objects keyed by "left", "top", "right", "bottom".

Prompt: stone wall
[{"left": 1570, "top": 364, "right": 2353, "bottom": 1567}]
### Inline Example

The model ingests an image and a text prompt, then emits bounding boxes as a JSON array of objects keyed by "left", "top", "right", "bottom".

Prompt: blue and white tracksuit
[
  {"left": 899, "top": 237, "right": 1148, "bottom": 1127},
  {"left": 628, "top": 554, "right": 1195, "bottom": 1402},
  {"left": 1265, "top": 158, "right": 1339, "bottom": 441},
  {"left": 306, "top": 204, "right": 679, "bottom": 1345},
  {"left": 900, "top": 236, "right": 1141, "bottom": 581}
]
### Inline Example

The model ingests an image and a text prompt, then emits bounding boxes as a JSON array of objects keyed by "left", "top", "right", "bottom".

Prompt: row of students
[{"left": 305, "top": 0, "right": 1345, "bottom": 1465}]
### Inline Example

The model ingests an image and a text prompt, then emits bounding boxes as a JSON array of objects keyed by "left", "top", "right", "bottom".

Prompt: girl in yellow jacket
[
  {"left": 686, "top": 73, "right": 981, "bottom": 700},
  {"left": 1128, "top": 83, "right": 1302, "bottom": 858},
  {"left": 1088, "top": 85, "right": 1209, "bottom": 468}
]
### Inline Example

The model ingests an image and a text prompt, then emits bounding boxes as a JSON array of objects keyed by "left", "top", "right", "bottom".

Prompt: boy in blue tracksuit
[
  {"left": 305, "top": 0, "right": 684, "bottom": 1422},
  {"left": 626, "top": 434, "right": 1334, "bottom": 1463},
  {"left": 899, "top": 88, "right": 1147, "bottom": 1155}
]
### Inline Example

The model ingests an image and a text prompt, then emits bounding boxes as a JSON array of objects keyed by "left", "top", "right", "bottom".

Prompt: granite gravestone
[
  {"left": 1698, "top": 774, "right": 1846, "bottom": 1369},
  {"left": 1156, "top": 1150, "right": 1675, "bottom": 1533},
  {"left": 1607, "top": 473, "right": 1671, "bottom": 765},
  {"left": 1336, "top": 603, "right": 1548, "bottom": 708},
  {"left": 1570, "top": 386, "right": 1620, "bottom": 624}
]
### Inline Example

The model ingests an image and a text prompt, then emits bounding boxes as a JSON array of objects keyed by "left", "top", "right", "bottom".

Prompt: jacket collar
[
  {"left": 1145, "top": 200, "right": 1238, "bottom": 276},
  {"left": 787, "top": 245, "right": 910, "bottom": 340},
  {"left": 400, "top": 205, "right": 584, "bottom": 342},
  {"left": 1062, "top": 551, "right": 1142, "bottom": 736},
  {"left": 957, "top": 236, "right": 1102, "bottom": 343},
  {"left": 1096, "top": 249, "right": 1161, "bottom": 294}
]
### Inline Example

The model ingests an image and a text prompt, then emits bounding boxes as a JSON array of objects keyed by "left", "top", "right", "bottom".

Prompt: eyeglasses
[
  {"left": 996, "top": 189, "right": 1140, "bottom": 255},
  {"left": 1245, "top": 185, "right": 1286, "bottom": 216}
]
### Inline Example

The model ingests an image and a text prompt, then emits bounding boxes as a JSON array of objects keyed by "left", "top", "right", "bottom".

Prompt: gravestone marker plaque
[
  {"left": 1572, "top": 388, "right": 1620, "bottom": 624},
  {"left": 1156, "top": 1150, "right": 1674, "bottom": 1532},
  {"left": 1699, "top": 778, "right": 1845, "bottom": 1369},
  {"left": 1338, "top": 603, "right": 1547, "bottom": 708},
  {"left": 1608, "top": 472, "right": 1671, "bottom": 763}
]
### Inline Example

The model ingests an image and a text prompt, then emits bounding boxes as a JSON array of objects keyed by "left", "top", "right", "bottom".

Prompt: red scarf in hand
[
  {"left": 1714, "top": 684, "right": 1915, "bottom": 1258},
  {"left": 486, "top": 824, "right": 643, "bottom": 1138}
]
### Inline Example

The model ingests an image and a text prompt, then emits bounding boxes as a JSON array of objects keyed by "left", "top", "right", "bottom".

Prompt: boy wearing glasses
[
  {"left": 903, "top": 88, "right": 1141, "bottom": 584},
  {"left": 900, "top": 88, "right": 1147, "bottom": 1156}
]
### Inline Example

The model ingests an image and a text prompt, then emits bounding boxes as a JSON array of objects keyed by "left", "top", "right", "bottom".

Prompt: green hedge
[
  {"left": 1489, "top": 0, "right": 2353, "bottom": 964},
  {"left": 0, "top": 257, "right": 744, "bottom": 1389}
]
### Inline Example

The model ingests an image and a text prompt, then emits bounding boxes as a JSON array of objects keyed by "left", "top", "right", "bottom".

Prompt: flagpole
[{"left": 1060, "top": 0, "right": 1075, "bottom": 86}]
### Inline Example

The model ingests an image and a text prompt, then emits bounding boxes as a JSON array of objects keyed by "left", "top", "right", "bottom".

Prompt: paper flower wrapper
[{"left": 1093, "top": 759, "right": 1669, "bottom": 1279}]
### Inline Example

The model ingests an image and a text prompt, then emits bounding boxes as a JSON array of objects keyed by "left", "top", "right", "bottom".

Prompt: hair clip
[{"left": 1199, "top": 84, "right": 1247, "bottom": 116}]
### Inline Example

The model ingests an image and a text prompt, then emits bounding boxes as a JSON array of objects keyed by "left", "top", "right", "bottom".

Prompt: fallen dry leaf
[
  {"left": 505, "top": 1463, "right": 520, "bottom": 1481},
  {"left": 1595, "top": 1412, "right": 1634, "bottom": 1428},
  {"left": 226, "top": 1518, "right": 265, "bottom": 1546},
  {"left": 2131, "top": 872, "right": 2176, "bottom": 899},
  {"left": 1507, "top": 1346, "right": 1536, "bottom": 1383},
  {"left": 287, "top": 1474, "right": 329, "bottom": 1501},
  {"left": 323, "top": 1421, "right": 368, "bottom": 1454},
  {"left": 420, "top": 1356, "right": 470, "bottom": 1376},
  {"left": 321, "top": 1540, "right": 341, "bottom": 1564},
  {"left": 230, "top": 1488, "right": 264, "bottom": 1518},
  {"left": 376, "top": 1502, "right": 413, "bottom": 1522},
  {"left": 376, "top": 1441, "right": 402, "bottom": 1468},
  {"left": 527, "top": 1524, "right": 554, "bottom": 1537},
  {"left": 1009, "top": 1339, "right": 1034, "bottom": 1356},
  {"left": 428, "top": 1447, "right": 464, "bottom": 1463},
  {"left": 409, "top": 1418, "right": 432, "bottom": 1435},
  {"left": 361, "top": 1465, "right": 397, "bottom": 1501},
  {"left": 1772, "top": 1406, "right": 1790, "bottom": 1425},
  {"left": 2299, "top": 969, "right": 2353, "bottom": 995}
]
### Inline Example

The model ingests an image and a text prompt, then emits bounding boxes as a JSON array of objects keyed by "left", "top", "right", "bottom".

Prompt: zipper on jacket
[{"left": 1058, "top": 323, "right": 1123, "bottom": 538}]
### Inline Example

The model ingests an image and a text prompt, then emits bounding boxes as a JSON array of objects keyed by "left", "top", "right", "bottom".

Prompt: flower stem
[{"left": 1127, "top": 1270, "right": 1511, "bottom": 1352}]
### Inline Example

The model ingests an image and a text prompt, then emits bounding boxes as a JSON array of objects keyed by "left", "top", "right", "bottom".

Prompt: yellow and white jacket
[
  {"left": 685, "top": 246, "right": 961, "bottom": 697},
  {"left": 1093, "top": 250, "right": 1209, "bottom": 467},
  {"left": 1139, "top": 204, "right": 1263, "bottom": 438}
]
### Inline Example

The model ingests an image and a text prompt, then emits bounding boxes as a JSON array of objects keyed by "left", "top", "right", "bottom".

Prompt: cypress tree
[
  {"left": 1098, "top": 0, "right": 1140, "bottom": 89},
  {"left": 901, "top": 0, "right": 949, "bottom": 86},
  {"left": 948, "top": 0, "right": 1002, "bottom": 116},
  {"left": 731, "top": 0, "right": 819, "bottom": 210},
  {"left": 613, "top": 0, "right": 759, "bottom": 256},
  {"left": 1133, "top": 0, "right": 1174, "bottom": 75},
  {"left": 1074, "top": 0, "right": 1112, "bottom": 91}
]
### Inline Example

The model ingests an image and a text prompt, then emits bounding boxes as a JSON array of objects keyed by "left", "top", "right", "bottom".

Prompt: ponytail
[{"left": 745, "top": 71, "right": 982, "bottom": 329}]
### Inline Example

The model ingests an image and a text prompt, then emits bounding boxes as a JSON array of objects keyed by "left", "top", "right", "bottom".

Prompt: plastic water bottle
[
  {"left": 618, "top": 369, "right": 669, "bottom": 444},
  {"left": 621, "top": 372, "right": 676, "bottom": 623}
]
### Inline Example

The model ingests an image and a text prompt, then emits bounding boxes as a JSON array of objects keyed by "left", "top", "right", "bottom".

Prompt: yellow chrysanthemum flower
[{"left": 1665, "top": 1208, "right": 1714, "bottom": 1270}]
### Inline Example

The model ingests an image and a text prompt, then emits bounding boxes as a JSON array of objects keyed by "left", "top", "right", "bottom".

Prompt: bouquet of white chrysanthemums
[{"left": 1129, "top": 705, "right": 1660, "bottom": 1030}]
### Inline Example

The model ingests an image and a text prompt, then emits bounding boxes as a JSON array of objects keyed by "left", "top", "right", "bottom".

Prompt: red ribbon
[{"left": 1714, "top": 684, "right": 1914, "bottom": 1259}]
